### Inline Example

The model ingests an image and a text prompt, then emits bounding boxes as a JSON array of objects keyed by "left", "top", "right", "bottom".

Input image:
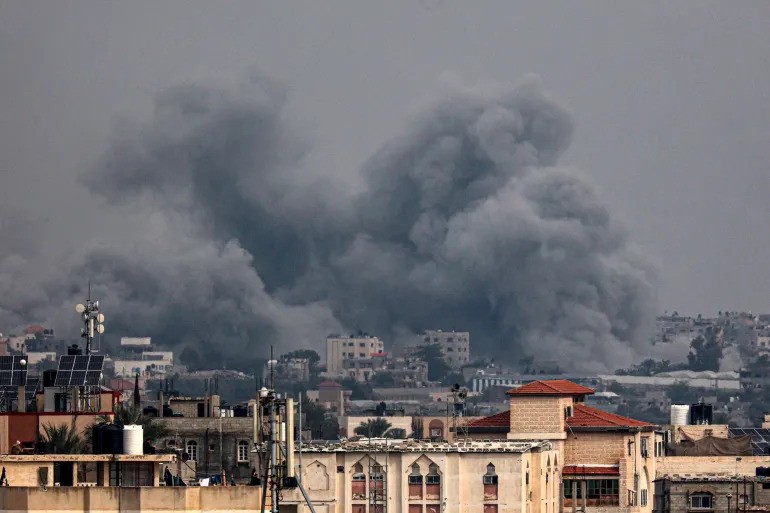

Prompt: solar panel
[
  {"left": 0, "top": 356, "right": 28, "bottom": 386},
  {"left": 729, "top": 428, "right": 770, "bottom": 455},
  {"left": 54, "top": 355, "right": 104, "bottom": 387}
]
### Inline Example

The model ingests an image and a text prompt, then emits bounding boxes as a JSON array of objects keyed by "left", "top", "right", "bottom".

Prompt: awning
[{"left": 563, "top": 465, "right": 620, "bottom": 476}]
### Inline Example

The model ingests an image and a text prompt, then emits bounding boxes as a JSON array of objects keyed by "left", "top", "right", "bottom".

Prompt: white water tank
[
  {"left": 123, "top": 424, "right": 144, "bottom": 455},
  {"left": 670, "top": 404, "right": 690, "bottom": 426}
]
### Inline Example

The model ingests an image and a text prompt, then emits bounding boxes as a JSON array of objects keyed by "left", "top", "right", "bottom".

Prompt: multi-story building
[
  {"left": 281, "top": 438, "right": 558, "bottom": 513},
  {"left": 464, "top": 379, "right": 662, "bottom": 513},
  {"left": 654, "top": 476, "right": 770, "bottom": 513},
  {"left": 326, "top": 335, "right": 384, "bottom": 376},
  {"left": 419, "top": 330, "right": 471, "bottom": 368}
]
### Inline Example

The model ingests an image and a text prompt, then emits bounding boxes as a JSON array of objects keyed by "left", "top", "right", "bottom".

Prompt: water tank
[
  {"left": 92, "top": 424, "right": 107, "bottom": 454},
  {"left": 123, "top": 424, "right": 144, "bottom": 455},
  {"left": 670, "top": 404, "right": 690, "bottom": 425},
  {"left": 104, "top": 424, "right": 124, "bottom": 454},
  {"left": 67, "top": 344, "right": 83, "bottom": 356},
  {"left": 43, "top": 369, "right": 57, "bottom": 388},
  {"left": 690, "top": 403, "right": 713, "bottom": 425}
]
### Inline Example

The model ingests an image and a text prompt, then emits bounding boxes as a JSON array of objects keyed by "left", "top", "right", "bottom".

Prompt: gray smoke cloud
[{"left": 2, "top": 74, "right": 657, "bottom": 372}]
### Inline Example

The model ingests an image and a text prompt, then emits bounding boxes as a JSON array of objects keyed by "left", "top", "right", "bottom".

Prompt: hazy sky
[{"left": 2, "top": 0, "right": 769, "bottom": 317}]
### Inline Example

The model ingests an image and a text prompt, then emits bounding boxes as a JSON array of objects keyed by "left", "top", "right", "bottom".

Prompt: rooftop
[
  {"left": 297, "top": 439, "right": 551, "bottom": 453},
  {"left": 507, "top": 380, "right": 594, "bottom": 396},
  {"left": 465, "top": 403, "right": 655, "bottom": 432},
  {"left": 567, "top": 404, "right": 656, "bottom": 430}
]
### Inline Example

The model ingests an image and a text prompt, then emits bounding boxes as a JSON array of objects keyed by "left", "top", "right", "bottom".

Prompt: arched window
[
  {"left": 409, "top": 463, "right": 423, "bottom": 500},
  {"left": 186, "top": 440, "right": 198, "bottom": 462},
  {"left": 352, "top": 463, "right": 366, "bottom": 499},
  {"left": 690, "top": 493, "right": 713, "bottom": 510},
  {"left": 483, "top": 463, "right": 498, "bottom": 500},
  {"left": 426, "top": 463, "right": 441, "bottom": 501},
  {"left": 426, "top": 464, "right": 440, "bottom": 485},
  {"left": 237, "top": 440, "right": 249, "bottom": 462}
]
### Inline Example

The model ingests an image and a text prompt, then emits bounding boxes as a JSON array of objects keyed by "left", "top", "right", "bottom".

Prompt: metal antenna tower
[
  {"left": 449, "top": 383, "right": 469, "bottom": 439},
  {"left": 75, "top": 288, "right": 105, "bottom": 355},
  {"left": 256, "top": 379, "right": 316, "bottom": 513}
]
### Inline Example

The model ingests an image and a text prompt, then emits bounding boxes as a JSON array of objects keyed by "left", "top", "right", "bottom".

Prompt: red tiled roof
[
  {"left": 25, "top": 325, "right": 45, "bottom": 334},
  {"left": 466, "top": 410, "right": 510, "bottom": 428},
  {"left": 318, "top": 380, "right": 342, "bottom": 388},
  {"left": 567, "top": 404, "right": 654, "bottom": 429},
  {"left": 507, "top": 380, "right": 594, "bottom": 396},
  {"left": 463, "top": 403, "right": 653, "bottom": 431},
  {"left": 563, "top": 465, "right": 620, "bottom": 476}
]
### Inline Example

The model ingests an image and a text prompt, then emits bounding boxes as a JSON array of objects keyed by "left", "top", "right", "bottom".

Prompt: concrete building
[
  {"left": 280, "top": 438, "right": 558, "bottom": 513},
  {"left": 653, "top": 475, "right": 770, "bottom": 513},
  {"left": 338, "top": 415, "right": 414, "bottom": 438},
  {"left": 326, "top": 335, "right": 384, "bottom": 376},
  {"left": 157, "top": 416, "right": 256, "bottom": 483},
  {"left": 465, "top": 379, "right": 662, "bottom": 513},
  {"left": 0, "top": 453, "right": 174, "bottom": 487},
  {"left": 419, "top": 330, "right": 470, "bottom": 368}
]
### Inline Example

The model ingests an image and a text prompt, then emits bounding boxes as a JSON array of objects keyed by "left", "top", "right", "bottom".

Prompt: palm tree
[
  {"left": 42, "top": 421, "right": 84, "bottom": 454},
  {"left": 354, "top": 418, "right": 392, "bottom": 438},
  {"left": 112, "top": 402, "right": 171, "bottom": 442}
]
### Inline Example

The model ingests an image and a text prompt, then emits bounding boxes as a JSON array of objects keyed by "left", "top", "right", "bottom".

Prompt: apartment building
[
  {"left": 419, "top": 330, "right": 470, "bottom": 368},
  {"left": 326, "top": 335, "right": 384, "bottom": 376}
]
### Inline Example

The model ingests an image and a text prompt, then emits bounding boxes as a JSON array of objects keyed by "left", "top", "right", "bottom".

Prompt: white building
[{"left": 326, "top": 335, "right": 384, "bottom": 376}]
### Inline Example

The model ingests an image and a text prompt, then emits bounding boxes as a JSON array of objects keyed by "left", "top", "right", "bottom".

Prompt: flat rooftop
[
  {"left": 297, "top": 439, "right": 551, "bottom": 453},
  {"left": 0, "top": 454, "right": 176, "bottom": 463}
]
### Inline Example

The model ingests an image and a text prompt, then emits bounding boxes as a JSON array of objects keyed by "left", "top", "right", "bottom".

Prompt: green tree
[
  {"left": 415, "top": 344, "right": 450, "bottom": 381},
  {"left": 283, "top": 349, "right": 321, "bottom": 369},
  {"left": 42, "top": 421, "right": 84, "bottom": 454},
  {"left": 687, "top": 327, "right": 722, "bottom": 371},
  {"left": 385, "top": 428, "right": 407, "bottom": 439},
  {"left": 112, "top": 403, "right": 171, "bottom": 442},
  {"left": 354, "top": 418, "right": 392, "bottom": 437}
]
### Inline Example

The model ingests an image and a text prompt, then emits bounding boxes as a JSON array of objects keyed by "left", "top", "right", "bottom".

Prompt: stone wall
[
  {"left": 509, "top": 396, "right": 570, "bottom": 440},
  {"left": 0, "top": 486, "right": 266, "bottom": 513},
  {"left": 656, "top": 456, "right": 770, "bottom": 478}
]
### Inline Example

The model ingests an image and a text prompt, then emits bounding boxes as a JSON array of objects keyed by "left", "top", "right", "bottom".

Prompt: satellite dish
[
  {"left": 94, "top": 301, "right": 99, "bottom": 308},
  {"left": 19, "top": 359, "right": 27, "bottom": 366},
  {"left": 96, "top": 313, "right": 105, "bottom": 323},
  {"left": 76, "top": 304, "right": 86, "bottom": 313},
  {"left": 96, "top": 324, "right": 105, "bottom": 334}
]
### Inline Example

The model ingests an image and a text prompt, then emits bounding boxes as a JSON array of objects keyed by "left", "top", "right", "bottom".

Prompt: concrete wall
[
  {"left": 0, "top": 486, "right": 265, "bottom": 513},
  {"left": 656, "top": 456, "right": 770, "bottom": 477}
]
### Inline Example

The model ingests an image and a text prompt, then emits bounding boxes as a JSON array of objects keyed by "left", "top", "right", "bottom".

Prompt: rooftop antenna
[{"left": 75, "top": 283, "right": 105, "bottom": 355}]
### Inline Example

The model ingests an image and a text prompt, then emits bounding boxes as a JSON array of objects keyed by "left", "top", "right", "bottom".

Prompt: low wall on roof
[
  {"left": 656, "top": 456, "right": 770, "bottom": 478},
  {"left": 0, "top": 486, "right": 266, "bottom": 513}
]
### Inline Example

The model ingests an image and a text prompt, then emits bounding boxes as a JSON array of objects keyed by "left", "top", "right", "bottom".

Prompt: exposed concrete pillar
[
  {"left": 572, "top": 480, "right": 577, "bottom": 513},
  {"left": 581, "top": 480, "right": 587, "bottom": 512}
]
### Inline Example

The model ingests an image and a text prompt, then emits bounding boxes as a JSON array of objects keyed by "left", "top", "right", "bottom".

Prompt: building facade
[
  {"left": 654, "top": 476, "right": 770, "bottom": 513},
  {"left": 326, "top": 335, "right": 384, "bottom": 376},
  {"left": 281, "top": 439, "right": 558, "bottom": 513},
  {"left": 419, "top": 330, "right": 470, "bottom": 369},
  {"left": 465, "top": 379, "right": 662, "bottom": 513}
]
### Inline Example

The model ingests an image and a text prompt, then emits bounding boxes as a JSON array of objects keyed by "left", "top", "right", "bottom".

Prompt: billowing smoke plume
[{"left": 2, "top": 75, "right": 656, "bottom": 372}]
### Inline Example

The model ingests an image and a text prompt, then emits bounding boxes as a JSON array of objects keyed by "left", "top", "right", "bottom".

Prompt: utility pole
[{"left": 75, "top": 289, "right": 105, "bottom": 355}]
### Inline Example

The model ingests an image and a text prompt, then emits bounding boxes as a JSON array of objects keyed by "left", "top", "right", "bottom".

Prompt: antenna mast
[{"left": 75, "top": 289, "right": 105, "bottom": 355}]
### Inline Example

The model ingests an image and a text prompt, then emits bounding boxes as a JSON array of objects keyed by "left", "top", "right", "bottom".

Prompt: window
[
  {"left": 360, "top": 342, "right": 366, "bottom": 347},
  {"left": 689, "top": 493, "right": 713, "bottom": 510},
  {"left": 484, "top": 506, "right": 498, "bottom": 513},
  {"left": 352, "top": 463, "right": 366, "bottom": 498},
  {"left": 186, "top": 441, "right": 198, "bottom": 461},
  {"left": 430, "top": 427, "right": 442, "bottom": 437},
  {"left": 484, "top": 463, "right": 498, "bottom": 500},
  {"left": 409, "top": 463, "right": 423, "bottom": 500},
  {"left": 426, "top": 464, "right": 441, "bottom": 500},
  {"left": 360, "top": 353, "right": 365, "bottom": 358},
  {"left": 641, "top": 489, "right": 648, "bottom": 507},
  {"left": 564, "top": 479, "right": 619, "bottom": 506},
  {"left": 237, "top": 440, "right": 249, "bottom": 462},
  {"left": 641, "top": 437, "right": 649, "bottom": 457}
]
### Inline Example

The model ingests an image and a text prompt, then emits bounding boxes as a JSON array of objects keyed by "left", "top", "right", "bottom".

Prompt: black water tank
[
  {"left": 43, "top": 369, "right": 57, "bottom": 388},
  {"left": 67, "top": 344, "right": 83, "bottom": 356},
  {"left": 92, "top": 424, "right": 107, "bottom": 454},
  {"left": 690, "top": 402, "right": 713, "bottom": 425},
  {"left": 756, "top": 467, "right": 770, "bottom": 477},
  {"left": 104, "top": 424, "right": 124, "bottom": 454}
]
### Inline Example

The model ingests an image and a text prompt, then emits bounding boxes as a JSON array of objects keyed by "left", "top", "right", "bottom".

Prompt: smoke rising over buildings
[{"left": 0, "top": 75, "right": 656, "bottom": 372}]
